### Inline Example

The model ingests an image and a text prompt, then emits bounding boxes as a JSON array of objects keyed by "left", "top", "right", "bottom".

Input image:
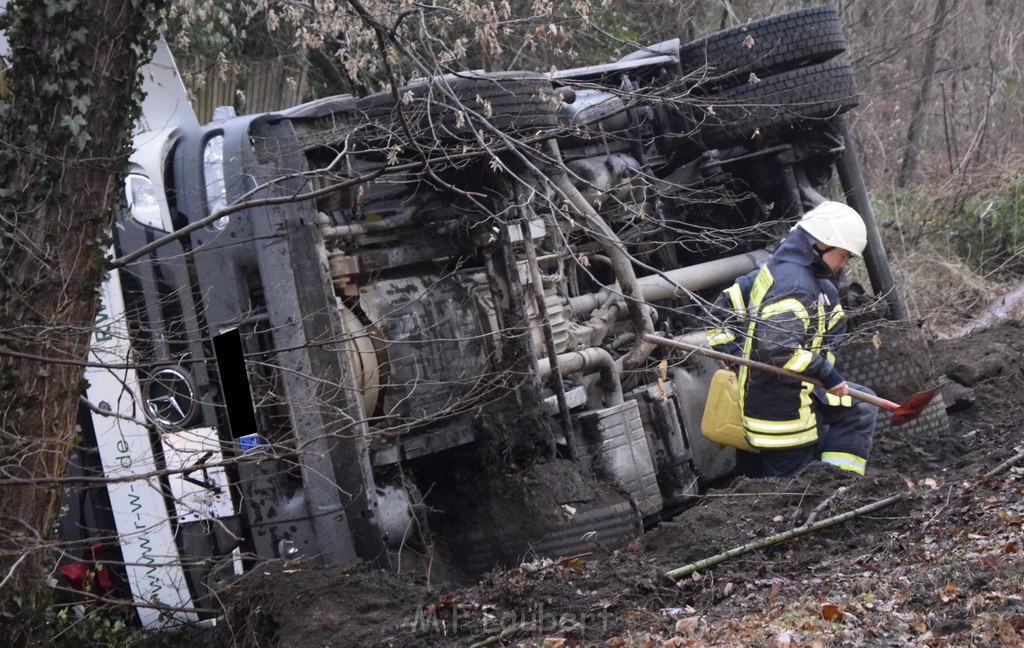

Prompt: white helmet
[{"left": 794, "top": 201, "right": 867, "bottom": 257}]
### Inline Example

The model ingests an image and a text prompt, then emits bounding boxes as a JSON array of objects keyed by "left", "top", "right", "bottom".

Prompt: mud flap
[
  {"left": 577, "top": 400, "right": 664, "bottom": 517},
  {"left": 629, "top": 383, "right": 700, "bottom": 505}
]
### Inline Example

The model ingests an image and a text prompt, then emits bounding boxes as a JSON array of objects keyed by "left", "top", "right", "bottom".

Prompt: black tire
[
  {"left": 356, "top": 72, "right": 559, "bottom": 146},
  {"left": 679, "top": 7, "right": 847, "bottom": 88},
  {"left": 698, "top": 60, "right": 859, "bottom": 148},
  {"left": 839, "top": 324, "right": 952, "bottom": 466}
]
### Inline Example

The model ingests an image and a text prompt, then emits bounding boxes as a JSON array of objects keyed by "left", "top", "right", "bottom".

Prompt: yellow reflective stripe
[
  {"left": 738, "top": 265, "right": 782, "bottom": 419},
  {"left": 725, "top": 283, "right": 745, "bottom": 315},
  {"left": 737, "top": 267, "right": 774, "bottom": 412},
  {"left": 745, "top": 429, "right": 818, "bottom": 448},
  {"left": 784, "top": 348, "right": 814, "bottom": 372},
  {"left": 815, "top": 303, "right": 843, "bottom": 355},
  {"left": 744, "top": 411, "right": 816, "bottom": 433},
  {"left": 828, "top": 303, "right": 844, "bottom": 329},
  {"left": 707, "top": 329, "right": 735, "bottom": 346},
  {"left": 758, "top": 298, "right": 811, "bottom": 371},
  {"left": 821, "top": 452, "right": 866, "bottom": 475},
  {"left": 810, "top": 300, "right": 826, "bottom": 353},
  {"left": 760, "top": 298, "right": 810, "bottom": 322},
  {"left": 825, "top": 392, "right": 853, "bottom": 407}
]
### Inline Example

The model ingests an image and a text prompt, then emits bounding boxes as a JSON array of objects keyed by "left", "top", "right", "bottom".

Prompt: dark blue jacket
[{"left": 708, "top": 229, "right": 846, "bottom": 448}]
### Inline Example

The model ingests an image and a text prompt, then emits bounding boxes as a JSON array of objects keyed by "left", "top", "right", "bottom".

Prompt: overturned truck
[{"left": 64, "top": 8, "right": 924, "bottom": 626}]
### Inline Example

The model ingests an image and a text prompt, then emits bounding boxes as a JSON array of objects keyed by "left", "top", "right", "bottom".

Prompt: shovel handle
[
  {"left": 846, "top": 387, "right": 900, "bottom": 412},
  {"left": 643, "top": 334, "right": 901, "bottom": 411}
]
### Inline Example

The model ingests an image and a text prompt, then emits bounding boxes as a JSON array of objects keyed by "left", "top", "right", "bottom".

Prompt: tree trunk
[
  {"left": 0, "top": 0, "right": 165, "bottom": 619},
  {"left": 896, "top": 0, "right": 955, "bottom": 188}
]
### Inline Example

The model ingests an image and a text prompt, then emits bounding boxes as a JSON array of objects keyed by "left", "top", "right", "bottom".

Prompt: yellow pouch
[{"left": 701, "top": 369, "right": 757, "bottom": 452}]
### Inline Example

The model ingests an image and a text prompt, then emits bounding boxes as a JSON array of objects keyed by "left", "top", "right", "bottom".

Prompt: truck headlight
[
  {"left": 203, "top": 134, "right": 229, "bottom": 230},
  {"left": 124, "top": 174, "right": 167, "bottom": 231}
]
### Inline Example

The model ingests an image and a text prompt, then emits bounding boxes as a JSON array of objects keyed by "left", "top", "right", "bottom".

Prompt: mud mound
[
  {"left": 932, "top": 320, "right": 1024, "bottom": 433},
  {"left": 197, "top": 563, "right": 431, "bottom": 647},
  {"left": 161, "top": 323, "right": 1024, "bottom": 648}
]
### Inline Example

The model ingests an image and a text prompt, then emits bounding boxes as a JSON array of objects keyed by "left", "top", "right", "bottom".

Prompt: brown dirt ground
[{"left": 178, "top": 322, "right": 1024, "bottom": 648}]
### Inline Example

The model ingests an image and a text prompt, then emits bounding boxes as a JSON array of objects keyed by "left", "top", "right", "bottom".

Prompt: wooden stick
[
  {"left": 984, "top": 447, "right": 1024, "bottom": 479},
  {"left": 804, "top": 486, "right": 847, "bottom": 526},
  {"left": 665, "top": 492, "right": 906, "bottom": 581},
  {"left": 469, "top": 621, "right": 533, "bottom": 648}
]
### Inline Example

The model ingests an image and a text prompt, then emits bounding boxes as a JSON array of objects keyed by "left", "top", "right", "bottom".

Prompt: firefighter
[{"left": 708, "top": 201, "right": 877, "bottom": 477}]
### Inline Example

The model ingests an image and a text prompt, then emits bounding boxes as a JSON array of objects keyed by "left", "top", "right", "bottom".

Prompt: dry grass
[{"left": 888, "top": 244, "right": 1010, "bottom": 338}]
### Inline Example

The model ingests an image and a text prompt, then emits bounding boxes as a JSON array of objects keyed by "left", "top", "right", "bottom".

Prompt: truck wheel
[
  {"left": 838, "top": 325, "right": 952, "bottom": 452},
  {"left": 679, "top": 7, "right": 846, "bottom": 89},
  {"left": 357, "top": 72, "right": 559, "bottom": 147},
  {"left": 697, "top": 61, "right": 859, "bottom": 148}
]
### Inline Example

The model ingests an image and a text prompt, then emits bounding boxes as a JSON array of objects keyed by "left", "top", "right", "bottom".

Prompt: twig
[
  {"left": 804, "top": 486, "right": 847, "bottom": 526},
  {"left": 535, "top": 552, "right": 593, "bottom": 573},
  {"left": 984, "top": 447, "right": 1024, "bottom": 479},
  {"left": 0, "top": 553, "right": 28, "bottom": 591},
  {"left": 469, "top": 621, "right": 533, "bottom": 648},
  {"left": 921, "top": 484, "right": 954, "bottom": 535},
  {"left": 665, "top": 492, "right": 907, "bottom": 581}
]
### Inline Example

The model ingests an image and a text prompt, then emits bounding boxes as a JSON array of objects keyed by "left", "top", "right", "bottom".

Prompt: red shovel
[{"left": 643, "top": 334, "right": 942, "bottom": 426}]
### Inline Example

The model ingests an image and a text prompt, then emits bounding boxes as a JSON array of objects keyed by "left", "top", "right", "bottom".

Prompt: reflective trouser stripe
[{"left": 821, "top": 452, "right": 866, "bottom": 475}]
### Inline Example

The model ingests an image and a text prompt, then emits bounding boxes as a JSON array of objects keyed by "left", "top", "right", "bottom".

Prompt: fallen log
[
  {"left": 950, "top": 279, "right": 1024, "bottom": 338},
  {"left": 984, "top": 447, "right": 1024, "bottom": 479},
  {"left": 664, "top": 492, "right": 906, "bottom": 581}
]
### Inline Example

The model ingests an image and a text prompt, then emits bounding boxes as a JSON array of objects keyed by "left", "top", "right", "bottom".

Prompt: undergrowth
[{"left": 867, "top": 173, "right": 1024, "bottom": 336}]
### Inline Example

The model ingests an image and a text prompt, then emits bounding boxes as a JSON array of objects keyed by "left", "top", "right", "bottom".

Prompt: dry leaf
[
  {"left": 820, "top": 603, "right": 844, "bottom": 622},
  {"left": 674, "top": 616, "right": 699, "bottom": 633},
  {"left": 656, "top": 359, "right": 668, "bottom": 401},
  {"left": 638, "top": 634, "right": 661, "bottom": 648},
  {"left": 542, "top": 638, "right": 566, "bottom": 648},
  {"left": 743, "top": 34, "right": 756, "bottom": 48},
  {"left": 767, "top": 581, "right": 782, "bottom": 607},
  {"left": 872, "top": 332, "right": 882, "bottom": 349}
]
